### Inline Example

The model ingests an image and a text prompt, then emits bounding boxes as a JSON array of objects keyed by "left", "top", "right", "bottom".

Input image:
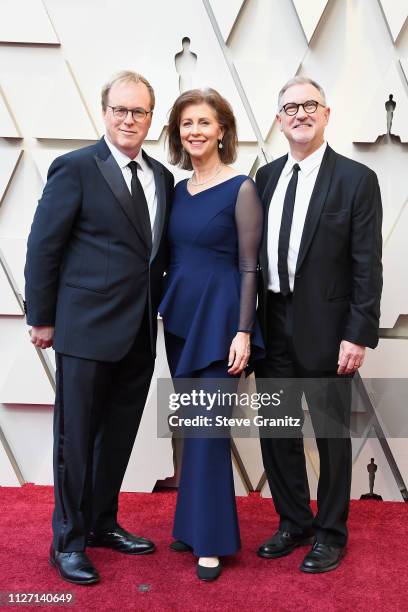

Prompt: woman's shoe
[
  {"left": 169, "top": 540, "right": 193, "bottom": 552},
  {"left": 196, "top": 560, "right": 222, "bottom": 581}
]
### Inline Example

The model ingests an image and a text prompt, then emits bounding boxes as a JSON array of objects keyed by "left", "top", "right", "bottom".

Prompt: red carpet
[{"left": 0, "top": 486, "right": 406, "bottom": 611}]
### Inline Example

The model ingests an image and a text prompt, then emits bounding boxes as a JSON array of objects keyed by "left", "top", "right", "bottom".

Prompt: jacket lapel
[
  {"left": 295, "top": 145, "right": 337, "bottom": 272},
  {"left": 144, "top": 152, "right": 166, "bottom": 262},
  {"left": 94, "top": 138, "right": 150, "bottom": 249}
]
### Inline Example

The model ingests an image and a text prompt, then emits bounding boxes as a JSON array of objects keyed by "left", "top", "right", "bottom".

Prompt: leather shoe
[
  {"left": 196, "top": 560, "right": 222, "bottom": 581},
  {"left": 87, "top": 525, "right": 155, "bottom": 555},
  {"left": 49, "top": 546, "right": 99, "bottom": 585},
  {"left": 300, "top": 542, "right": 345, "bottom": 573},
  {"left": 170, "top": 540, "right": 193, "bottom": 552},
  {"left": 258, "top": 530, "right": 314, "bottom": 559}
]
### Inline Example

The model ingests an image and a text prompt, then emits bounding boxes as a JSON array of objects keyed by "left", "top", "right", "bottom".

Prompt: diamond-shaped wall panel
[
  {"left": 0, "top": 51, "right": 97, "bottom": 140},
  {"left": 0, "top": 439, "right": 21, "bottom": 486},
  {"left": 31, "top": 147, "right": 79, "bottom": 183},
  {"left": 378, "top": 0, "right": 408, "bottom": 42},
  {"left": 233, "top": 146, "right": 259, "bottom": 176},
  {"left": 234, "top": 59, "right": 288, "bottom": 140},
  {"left": 0, "top": 0, "right": 59, "bottom": 44},
  {"left": 380, "top": 199, "right": 408, "bottom": 329},
  {"left": 0, "top": 254, "right": 22, "bottom": 315},
  {"left": 208, "top": 0, "right": 246, "bottom": 42},
  {"left": 0, "top": 238, "right": 28, "bottom": 295},
  {"left": 0, "top": 339, "right": 54, "bottom": 405},
  {"left": 353, "top": 62, "right": 408, "bottom": 143},
  {"left": 33, "top": 61, "right": 98, "bottom": 140},
  {"left": 380, "top": 197, "right": 408, "bottom": 329},
  {"left": 0, "top": 87, "right": 20, "bottom": 138},
  {"left": 400, "top": 58, "right": 408, "bottom": 86},
  {"left": 292, "top": 0, "right": 329, "bottom": 43},
  {"left": 0, "top": 147, "right": 22, "bottom": 204},
  {"left": 352, "top": 139, "right": 408, "bottom": 241}
]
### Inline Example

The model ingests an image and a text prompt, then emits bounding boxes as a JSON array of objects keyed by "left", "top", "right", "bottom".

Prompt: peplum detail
[{"left": 160, "top": 263, "right": 264, "bottom": 376}]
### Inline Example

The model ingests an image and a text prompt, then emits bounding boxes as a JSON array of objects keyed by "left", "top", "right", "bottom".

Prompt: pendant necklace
[{"left": 190, "top": 164, "right": 223, "bottom": 187}]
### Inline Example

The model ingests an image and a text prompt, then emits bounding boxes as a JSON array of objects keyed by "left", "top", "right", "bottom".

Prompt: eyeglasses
[
  {"left": 280, "top": 100, "right": 325, "bottom": 116},
  {"left": 107, "top": 105, "right": 153, "bottom": 122}
]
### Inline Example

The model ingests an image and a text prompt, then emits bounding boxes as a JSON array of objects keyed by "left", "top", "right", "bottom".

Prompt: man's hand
[
  {"left": 337, "top": 340, "right": 365, "bottom": 375},
  {"left": 30, "top": 326, "right": 55, "bottom": 349}
]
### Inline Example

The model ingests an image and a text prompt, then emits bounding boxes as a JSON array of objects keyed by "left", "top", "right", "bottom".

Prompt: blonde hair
[{"left": 101, "top": 70, "right": 155, "bottom": 111}]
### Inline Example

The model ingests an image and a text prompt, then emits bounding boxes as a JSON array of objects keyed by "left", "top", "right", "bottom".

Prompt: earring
[{"left": 218, "top": 140, "right": 223, "bottom": 149}]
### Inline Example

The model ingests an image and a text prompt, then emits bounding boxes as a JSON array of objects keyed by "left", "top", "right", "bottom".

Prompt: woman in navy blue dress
[{"left": 160, "top": 88, "right": 263, "bottom": 581}]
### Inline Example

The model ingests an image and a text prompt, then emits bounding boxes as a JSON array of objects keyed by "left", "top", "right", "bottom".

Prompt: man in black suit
[
  {"left": 24, "top": 71, "right": 174, "bottom": 584},
  {"left": 255, "top": 76, "right": 382, "bottom": 573}
]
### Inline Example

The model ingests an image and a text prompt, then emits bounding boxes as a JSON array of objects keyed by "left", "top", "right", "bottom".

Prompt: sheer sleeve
[{"left": 235, "top": 178, "right": 264, "bottom": 333}]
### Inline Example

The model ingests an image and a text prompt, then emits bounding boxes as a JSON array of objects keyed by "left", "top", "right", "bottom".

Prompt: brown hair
[
  {"left": 167, "top": 88, "right": 238, "bottom": 170},
  {"left": 101, "top": 70, "right": 155, "bottom": 111}
]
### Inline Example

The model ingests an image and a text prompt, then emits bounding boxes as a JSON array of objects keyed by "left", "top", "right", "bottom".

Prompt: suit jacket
[
  {"left": 256, "top": 144, "right": 383, "bottom": 371},
  {"left": 24, "top": 137, "right": 174, "bottom": 361}
]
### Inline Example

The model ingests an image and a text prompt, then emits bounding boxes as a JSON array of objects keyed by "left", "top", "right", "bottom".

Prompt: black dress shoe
[
  {"left": 49, "top": 546, "right": 99, "bottom": 585},
  {"left": 300, "top": 542, "right": 345, "bottom": 573},
  {"left": 87, "top": 525, "right": 155, "bottom": 555},
  {"left": 257, "top": 530, "right": 314, "bottom": 559},
  {"left": 196, "top": 560, "right": 222, "bottom": 582},
  {"left": 169, "top": 540, "right": 193, "bottom": 552}
]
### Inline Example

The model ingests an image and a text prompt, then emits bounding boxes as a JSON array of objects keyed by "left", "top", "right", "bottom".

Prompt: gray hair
[
  {"left": 277, "top": 76, "right": 327, "bottom": 110},
  {"left": 101, "top": 70, "right": 155, "bottom": 111}
]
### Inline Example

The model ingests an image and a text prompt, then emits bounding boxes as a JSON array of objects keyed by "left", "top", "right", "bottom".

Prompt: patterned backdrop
[{"left": 0, "top": 0, "right": 407, "bottom": 500}]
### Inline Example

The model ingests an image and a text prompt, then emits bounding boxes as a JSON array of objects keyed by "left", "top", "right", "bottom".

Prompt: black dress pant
[
  {"left": 52, "top": 314, "right": 154, "bottom": 552},
  {"left": 255, "top": 292, "right": 352, "bottom": 547}
]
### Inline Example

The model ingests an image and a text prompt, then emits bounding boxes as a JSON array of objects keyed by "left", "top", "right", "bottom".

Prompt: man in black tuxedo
[
  {"left": 24, "top": 71, "right": 174, "bottom": 584},
  {"left": 255, "top": 77, "right": 382, "bottom": 573}
]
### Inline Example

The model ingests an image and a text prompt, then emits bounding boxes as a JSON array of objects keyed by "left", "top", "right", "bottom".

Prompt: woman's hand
[{"left": 228, "top": 332, "right": 251, "bottom": 375}]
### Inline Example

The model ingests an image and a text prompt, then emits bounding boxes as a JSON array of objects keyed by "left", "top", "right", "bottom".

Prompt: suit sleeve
[
  {"left": 24, "top": 156, "right": 82, "bottom": 326},
  {"left": 342, "top": 170, "right": 383, "bottom": 348}
]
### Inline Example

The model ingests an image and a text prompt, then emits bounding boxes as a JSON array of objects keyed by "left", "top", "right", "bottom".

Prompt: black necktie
[
  {"left": 277, "top": 163, "right": 300, "bottom": 296},
  {"left": 127, "top": 161, "right": 152, "bottom": 247}
]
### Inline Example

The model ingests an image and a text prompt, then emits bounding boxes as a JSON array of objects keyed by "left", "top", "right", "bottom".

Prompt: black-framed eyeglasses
[
  {"left": 107, "top": 105, "right": 153, "bottom": 122},
  {"left": 280, "top": 100, "right": 326, "bottom": 116}
]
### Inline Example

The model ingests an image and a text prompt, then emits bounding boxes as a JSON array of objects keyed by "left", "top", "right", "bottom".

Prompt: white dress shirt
[
  {"left": 267, "top": 142, "right": 327, "bottom": 292},
  {"left": 104, "top": 135, "right": 157, "bottom": 238}
]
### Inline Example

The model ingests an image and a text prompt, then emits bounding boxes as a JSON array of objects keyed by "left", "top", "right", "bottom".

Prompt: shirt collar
[
  {"left": 284, "top": 141, "right": 327, "bottom": 177},
  {"left": 104, "top": 135, "right": 145, "bottom": 171}
]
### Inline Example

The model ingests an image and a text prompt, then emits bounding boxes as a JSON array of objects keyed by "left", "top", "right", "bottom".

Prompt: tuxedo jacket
[
  {"left": 25, "top": 137, "right": 174, "bottom": 362},
  {"left": 256, "top": 144, "right": 383, "bottom": 371}
]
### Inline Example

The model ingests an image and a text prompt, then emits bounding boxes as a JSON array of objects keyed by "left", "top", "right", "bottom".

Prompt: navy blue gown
[{"left": 159, "top": 175, "right": 264, "bottom": 556}]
